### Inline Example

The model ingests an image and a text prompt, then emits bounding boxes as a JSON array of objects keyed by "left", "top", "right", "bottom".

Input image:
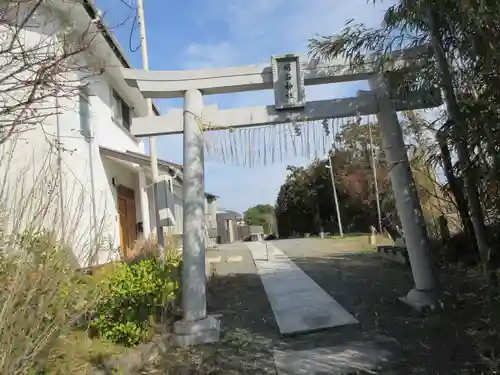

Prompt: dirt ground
[
  {"left": 291, "top": 252, "right": 500, "bottom": 374},
  {"left": 140, "top": 237, "right": 500, "bottom": 374}
]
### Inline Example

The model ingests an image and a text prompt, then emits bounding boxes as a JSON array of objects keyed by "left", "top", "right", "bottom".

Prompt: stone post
[
  {"left": 138, "top": 170, "right": 151, "bottom": 238},
  {"left": 369, "top": 225, "right": 376, "bottom": 245},
  {"left": 172, "top": 89, "right": 220, "bottom": 345},
  {"left": 369, "top": 75, "right": 439, "bottom": 311}
]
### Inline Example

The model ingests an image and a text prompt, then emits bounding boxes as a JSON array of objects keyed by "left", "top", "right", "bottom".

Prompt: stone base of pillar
[
  {"left": 171, "top": 315, "right": 220, "bottom": 346},
  {"left": 399, "top": 288, "right": 442, "bottom": 313}
]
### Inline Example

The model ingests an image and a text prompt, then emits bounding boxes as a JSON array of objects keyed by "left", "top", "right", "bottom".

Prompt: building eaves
[
  {"left": 81, "top": 0, "right": 160, "bottom": 116},
  {"left": 99, "top": 147, "right": 218, "bottom": 200}
]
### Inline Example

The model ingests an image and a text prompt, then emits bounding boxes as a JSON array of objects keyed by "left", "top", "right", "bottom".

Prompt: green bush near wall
[{"left": 90, "top": 256, "right": 180, "bottom": 347}]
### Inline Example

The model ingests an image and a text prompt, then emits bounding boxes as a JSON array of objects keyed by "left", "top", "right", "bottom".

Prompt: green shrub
[
  {"left": 91, "top": 256, "right": 180, "bottom": 346},
  {"left": 0, "top": 229, "right": 103, "bottom": 375}
]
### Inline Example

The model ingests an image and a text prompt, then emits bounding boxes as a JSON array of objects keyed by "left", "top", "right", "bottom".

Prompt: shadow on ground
[
  {"left": 292, "top": 253, "right": 500, "bottom": 374},
  {"left": 140, "top": 252, "right": 500, "bottom": 374}
]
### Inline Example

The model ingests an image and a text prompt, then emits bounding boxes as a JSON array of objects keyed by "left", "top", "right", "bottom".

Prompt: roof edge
[
  {"left": 99, "top": 146, "right": 218, "bottom": 199},
  {"left": 81, "top": 0, "right": 160, "bottom": 116}
]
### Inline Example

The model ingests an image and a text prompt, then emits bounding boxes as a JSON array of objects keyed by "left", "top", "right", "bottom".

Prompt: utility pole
[
  {"left": 368, "top": 120, "right": 382, "bottom": 233},
  {"left": 327, "top": 153, "right": 344, "bottom": 238},
  {"left": 136, "top": 0, "right": 165, "bottom": 259}
]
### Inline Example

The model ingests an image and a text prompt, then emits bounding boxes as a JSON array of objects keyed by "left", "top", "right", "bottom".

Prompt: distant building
[
  {"left": 215, "top": 209, "right": 266, "bottom": 244},
  {"left": 216, "top": 209, "right": 242, "bottom": 244}
]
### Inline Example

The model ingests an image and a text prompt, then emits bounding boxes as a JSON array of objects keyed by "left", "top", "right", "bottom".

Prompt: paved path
[
  {"left": 203, "top": 240, "right": 403, "bottom": 374},
  {"left": 205, "top": 244, "right": 248, "bottom": 276},
  {"left": 247, "top": 241, "right": 358, "bottom": 335},
  {"left": 273, "top": 336, "right": 400, "bottom": 375},
  {"left": 242, "top": 240, "right": 403, "bottom": 374},
  {"left": 200, "top": 239, "right": 485, "bottom": 375}
]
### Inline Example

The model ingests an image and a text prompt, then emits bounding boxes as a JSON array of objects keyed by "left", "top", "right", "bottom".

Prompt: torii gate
[{"left": 121, "top": 46, "right": 442, "bottom": 346}]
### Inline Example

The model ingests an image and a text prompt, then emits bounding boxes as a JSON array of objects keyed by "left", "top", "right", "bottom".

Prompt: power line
[
  {"left": 118, "top": 0, "right": 135, "bottom": 10},
  {"left": 115, "top": 0, "right": 141, "bottom": 53},
  {"left": 129, "top": 14, "right": 140, "bottom": 53}
]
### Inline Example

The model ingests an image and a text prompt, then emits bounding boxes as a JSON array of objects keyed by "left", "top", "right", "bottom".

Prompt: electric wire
[{"left": 114, "top": 0, "right": 141, "bottom": 53}]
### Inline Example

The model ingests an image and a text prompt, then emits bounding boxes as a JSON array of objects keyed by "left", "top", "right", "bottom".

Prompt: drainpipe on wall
[
  {"left": 55, "top": 94, "right": 65, "bottom": 241},
  {"left": 87, "top": 122, "right": 99, "bottom": 264},
  {"left": 137, "top": 169, "right": 151, "bottom": 238},
  {"left": 81, "top": 89, "right": 99, "bottom": 266}
]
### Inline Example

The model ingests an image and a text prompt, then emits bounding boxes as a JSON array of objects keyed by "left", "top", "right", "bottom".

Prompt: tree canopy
[
  {"left": 275, "top": 113, "right": 453, "bottom": 237},
  {"left": 307, "top": 0, "right": 500, "bottom": 285},
  {"left": 243, "top": 204, "right": 276, "bottom": 234}
]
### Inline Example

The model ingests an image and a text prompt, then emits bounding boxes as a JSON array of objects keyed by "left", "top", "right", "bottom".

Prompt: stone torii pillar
[
  {"left": 172, "top": 89, "right": 220, "bottom": 346},
  {"left": 369, "top": 75, "right": 439, "bottom": 311}
]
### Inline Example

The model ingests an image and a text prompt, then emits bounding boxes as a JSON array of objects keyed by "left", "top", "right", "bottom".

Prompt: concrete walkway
[
  {"left": 202, "top": 240, "right": 405, "bottom": 374},
  {"left": 205, "top": 245, "right": 248, "bottom": 276},
  {"left": 247, "top": 241, "right": 358, "bottom": 335},
  {"left": 273, "top": 335, "right": 400, "bottom": 375}
]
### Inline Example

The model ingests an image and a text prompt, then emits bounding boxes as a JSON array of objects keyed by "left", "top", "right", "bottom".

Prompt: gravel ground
[
  {"left": 275, "top": 238, "right": 500, "bottom": 374},
  {"left": 140, "top": 238, "right": 500, "bottom": 374},
  {"left": 140, "top": 244, "right": 278, "bottom": 374}
]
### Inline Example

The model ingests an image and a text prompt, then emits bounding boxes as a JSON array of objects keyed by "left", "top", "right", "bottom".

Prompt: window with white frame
[{"left": 111, "top": 89, "right": 131, "bottom": 131}]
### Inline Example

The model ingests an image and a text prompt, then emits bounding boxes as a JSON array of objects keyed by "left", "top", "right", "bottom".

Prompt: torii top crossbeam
[
  {"left": 121, "top": 45, "right": 439, "bottom": 136},
  {"left": 121, "top": 46, "right": 429, "bottom": 99}
]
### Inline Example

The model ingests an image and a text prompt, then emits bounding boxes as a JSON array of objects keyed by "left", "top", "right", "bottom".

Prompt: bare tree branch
[{"left": 0, "top": 0, "right": 105, "bottom": 144}]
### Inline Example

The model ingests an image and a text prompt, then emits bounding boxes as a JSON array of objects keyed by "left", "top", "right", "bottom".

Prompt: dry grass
[
  {"left": 38, "top": 238, "right": 182, "bottom": 375},
  {"left": 327, "top": 233, "right": 392, "bottom": 244},
  {"left": 45, "top": 330, "right": 126, "bottom": 375},
  {"left": 0, "top": 236, "right": 182, "bottom": 375},
  {"left": 137, "top": 269, "right": 276, "bottom": 375},
  {"left": 123, "top": 237, "right": 181, "bottom": 263},
  {"left": 0, "top": 150, "right": 116, "bottom": 374},
  {"left": 139, "top": 329, "right": 274, "bottom": 375},
  {"left": 319, "top": 233, "right": 393, "bottom": 253},
  {"left": 0, "top": 230, "right": 108, "bottom": 375}
]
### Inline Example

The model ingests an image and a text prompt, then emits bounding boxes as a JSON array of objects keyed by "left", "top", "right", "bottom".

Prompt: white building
[{"left": 0, "top": 0, "right": 218, "bottom": 266}]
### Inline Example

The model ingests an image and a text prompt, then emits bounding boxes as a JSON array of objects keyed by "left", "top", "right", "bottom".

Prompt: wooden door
[{"left": 117, "top": 185, "right": 137, "bottom": 257}]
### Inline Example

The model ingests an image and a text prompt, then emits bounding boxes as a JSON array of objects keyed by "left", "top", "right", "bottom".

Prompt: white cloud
[
  {"left": 156, "top": 0, "right": 394, "bottom": 212},
  {"left": 188, "top": 0, "right": 393, "bottom": 67},
  {"left": 184, "top": 42, "right": 237, "bottom": 69}
]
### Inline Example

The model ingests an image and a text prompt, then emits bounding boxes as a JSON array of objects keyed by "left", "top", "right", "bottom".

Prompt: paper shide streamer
[{"left": 193, "top": 112, "right": 379, "bottom": 167}]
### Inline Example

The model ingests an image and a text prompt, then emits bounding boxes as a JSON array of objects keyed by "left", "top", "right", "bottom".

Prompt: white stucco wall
[
  {"left": 90, "top": 74, "right": 145, "bottom": 154},
  {"left": 147, "top": 174, "right": 183, "bottom": 237},
  {"left": 0, "top": 7, "right": 150, "bottom": 266},
  {"left": 172, "top": 182, "right": 184, "bottom": 235},
  {"left": 159, "top": 180, "right": 183, "bottom": 236},
  {"left": 205, "top": 199, "right": 218, "bottom": 230},
  {"left": 67, "top": 83, "right": 147, "bottom": 264}
]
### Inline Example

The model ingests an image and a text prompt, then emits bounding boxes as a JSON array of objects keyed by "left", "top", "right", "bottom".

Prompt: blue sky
[{"left": 96, "top": 0, "right": 393, "bottom": 213}]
